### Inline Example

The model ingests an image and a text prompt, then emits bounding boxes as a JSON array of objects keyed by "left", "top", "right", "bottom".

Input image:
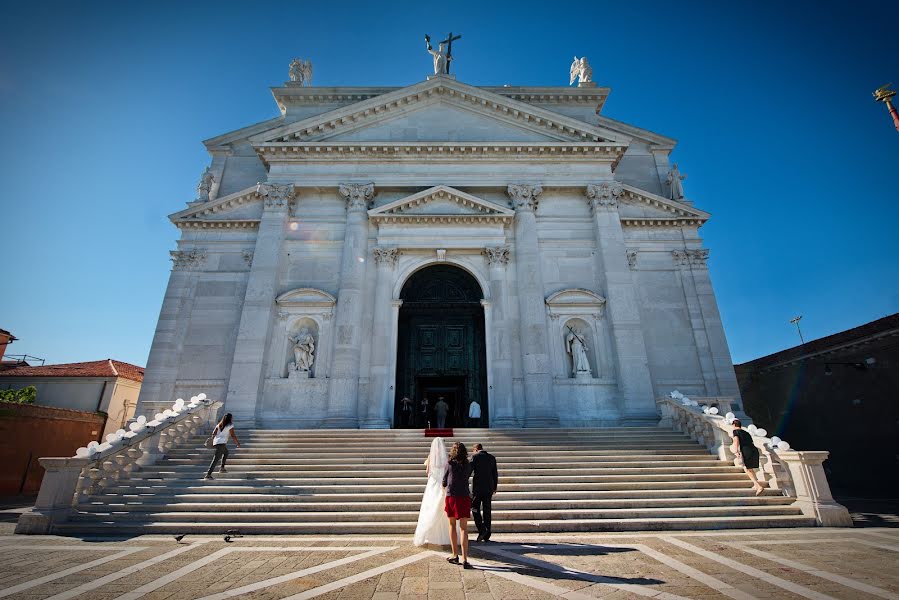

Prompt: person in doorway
[
  {"left": 469, "top": 443, "right": 498, "bottom": 542},
  {"left": 443, "top": 442, "right": 473, "bottom": 568},
  {"left": 468, "top": 400, "right": 481, "bottom": 427},
  {"left": 435, "top": 397, "right": 449, "bottom": 428},
  {"left": 400, "top": 396, "right": 414, "bottom": 427},
  {"left": 730, "top": 419, "right": 764, "bottom": 495},
  {"left": 205, "top": 413, "right": 240, "bottom": 480},
  {"left": 420, "top": 396, "right": 430, "bottom": 428}
]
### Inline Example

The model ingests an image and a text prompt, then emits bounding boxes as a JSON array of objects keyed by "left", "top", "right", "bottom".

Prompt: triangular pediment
[
  {"left": 617, "top": 184, "right": 710, "bottom": 225},
  {"left": 368, "top": 186, "right": 513, "bottom": 225},
  {"left": 253, "top": 77, "right": 628, "bottom": 146}
]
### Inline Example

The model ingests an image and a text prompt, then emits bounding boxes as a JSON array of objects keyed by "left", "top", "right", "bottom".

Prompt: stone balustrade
[
  {"left": 658, "top": 397, "right": 852, "bottom": 527},
  {"left": 16, "top": 399, "right": 223, "bottom": 534}
]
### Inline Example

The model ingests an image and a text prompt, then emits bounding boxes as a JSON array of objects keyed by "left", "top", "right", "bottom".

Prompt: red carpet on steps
[{"left": 424, "top": 428, "right": 453, "bottom": 437}]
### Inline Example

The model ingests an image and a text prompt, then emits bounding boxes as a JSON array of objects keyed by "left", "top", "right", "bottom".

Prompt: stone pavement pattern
[{"left": 0, "top": 525, "right": 897, "bottom": 600}]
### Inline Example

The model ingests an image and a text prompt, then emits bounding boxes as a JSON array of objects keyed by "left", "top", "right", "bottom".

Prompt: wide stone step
[
  {"left": 163, "top": 449, "right": 712, "bottom": 460},
  {"left": 136, "top": 465, "right": 736, "bottom": 478},
  {"left": 52, "top": 514, "right": 818, "bottom": 535},
  {"left": 160, "top": 456, "right": 718, "bottom": 467},
  {"left": 92, "top": 487, "right": 774, "bottom": 503},
  {"left": 69, "top": 504, "right": 803, "bottom": 523},
  {"left": 128, "top": 473, "right": 747, "bottom": 485},
  {"left": 79, "top": 496, "right": 795, "bottom": 513},
  {"left": 103, "top": 479, "right": 753, "bottom": 494}
]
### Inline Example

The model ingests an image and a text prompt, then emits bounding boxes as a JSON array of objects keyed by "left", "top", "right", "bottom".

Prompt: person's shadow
[{"left": 469, "top": 542, "right": 666, "bottom": 586}]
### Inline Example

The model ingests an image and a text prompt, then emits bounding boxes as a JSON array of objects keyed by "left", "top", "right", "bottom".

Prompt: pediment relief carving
[
  {"left": 368, "top": 186, "right": 513, "bottom": 225},
  {"left": 546, "top": 288, "right": 606, "bottom": 310},
  {"left": 276, "top": 288, "right": 337, "bottom": 308}
]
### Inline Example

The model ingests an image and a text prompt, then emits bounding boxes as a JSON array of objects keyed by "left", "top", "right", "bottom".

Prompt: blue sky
[{"left": 1, "top": 1, "right": 897, "bottom": 367}]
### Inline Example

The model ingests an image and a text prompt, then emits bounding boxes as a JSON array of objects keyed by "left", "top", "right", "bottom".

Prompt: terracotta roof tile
[{"left": 0, "top": 359, "right": 144, "bottom": 382}]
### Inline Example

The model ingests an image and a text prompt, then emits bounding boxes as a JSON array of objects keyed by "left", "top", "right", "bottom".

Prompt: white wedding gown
[{"left": 413, "top": 437, "right": 453, "bottom": 546}]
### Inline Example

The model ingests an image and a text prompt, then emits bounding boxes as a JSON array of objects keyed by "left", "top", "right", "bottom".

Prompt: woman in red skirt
[{"left": 442, "top": 441, "right": 473, "bottom": 568}]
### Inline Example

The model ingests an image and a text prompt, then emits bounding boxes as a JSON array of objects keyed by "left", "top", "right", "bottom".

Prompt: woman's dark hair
[
  {"left": 449, "top": 441, "right": 468, "bottom": 466},
  {"left": 216, "top": 413, "right": 233, "bottom": 432},
  {"left": 731, "top": 418, "right": 742, "bottom": 428}
]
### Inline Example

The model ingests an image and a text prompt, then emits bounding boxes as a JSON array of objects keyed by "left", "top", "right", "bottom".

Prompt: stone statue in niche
[
  {"left": 566, "top": 329, "right": 592, "bottom": 378},
  {"left": 289, "top": 330, "right": 315, "bottom": 376}
]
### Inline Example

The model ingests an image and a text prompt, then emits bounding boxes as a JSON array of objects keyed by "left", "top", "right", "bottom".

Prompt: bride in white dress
[{"left": 413, "top": 437, "right": 453, "bottom": 546}]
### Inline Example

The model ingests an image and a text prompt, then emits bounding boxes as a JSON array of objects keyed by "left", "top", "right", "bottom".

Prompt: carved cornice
[
  {"left": 372, "top": 246, "right": 399, "bottom": 266},
  {"left": 338, "top": 182, "right": 375, "bottom": 211},
  {"left": 253, "top": 142, "right": 627, "bottom": 165},
  {"left": 507, "top": 184, "right": 543, "bottom": 212},
  {"left": 174, "top": 219, "right": 260, "bottom": 230},
  {"left": 626, "top": 249, "right": 638, "bottom": 270},
  {"left": 585, "top": 181, "right": 624, "bottom": 211},
  {"left": 256, "top": 182, "right": 296, "bottom": 210},
  {"left": 483, "top": 246, "right": 511, "bottom": 266},
  {"left": 621, "top": 218, "right": 706, "bottom": 228},
  {"left": 170, "top": 249, "right": 207, "bottom": 270}
]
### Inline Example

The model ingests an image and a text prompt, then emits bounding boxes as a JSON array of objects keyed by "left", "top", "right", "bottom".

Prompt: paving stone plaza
[{"left": 1, "top": 526, "right": 898, "bottom": 600}]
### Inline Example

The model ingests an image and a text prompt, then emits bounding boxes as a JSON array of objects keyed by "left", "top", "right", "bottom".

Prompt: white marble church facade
[{"left": 136, "top": 72, "right": 740, "bottom": 428}]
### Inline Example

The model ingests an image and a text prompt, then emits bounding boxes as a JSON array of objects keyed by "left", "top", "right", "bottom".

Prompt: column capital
[
  {"left": 256, "top": 182, "right": 296, "bottom": 210},
  {"left": 483, "top": 245, "right": 511, "bottom": 266},
  {"left": 506, "top": 184, "right": 543, "bottom": 212},
  {"left": 338, "top": 182, "right": 375, "bottom": 211},
  {"left": 585, "top": 181, "right": 623, "bottom": 211},
  {"left": 170, "top": 249, "right": 206, "bottom": 270},
  {"left": 626, "top": 249, "right": 638, "bottom": 270},
  {"left": 673, "top": 249, "right": 709, "bottom": 269},
  {"left": 372, "top": 246, "right": 399, "bottom": 267}
]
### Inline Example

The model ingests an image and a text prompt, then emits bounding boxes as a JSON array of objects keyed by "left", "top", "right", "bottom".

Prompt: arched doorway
[{"left": 395, "top": 265, "right": 488, "bottom": 428}]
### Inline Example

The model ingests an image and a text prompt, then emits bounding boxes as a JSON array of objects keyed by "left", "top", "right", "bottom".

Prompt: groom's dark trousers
[{"left": 470, "top": 450, "right": 498, "bottom": 538}]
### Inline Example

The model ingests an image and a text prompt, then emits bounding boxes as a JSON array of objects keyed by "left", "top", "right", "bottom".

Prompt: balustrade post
[
  {"left": 776, "top": 451, "right": 852, "bottom": 526},
  {"left": 15, "top": 458, "right": 87, "bottom": 534}
]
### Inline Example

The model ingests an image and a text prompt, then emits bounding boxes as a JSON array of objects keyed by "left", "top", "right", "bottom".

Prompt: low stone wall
[{"left": 0, "top": 403, "right": 105, "bottom": 495}]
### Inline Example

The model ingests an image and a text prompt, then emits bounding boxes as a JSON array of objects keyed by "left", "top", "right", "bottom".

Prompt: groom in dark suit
[{"left": 469, "top": 443, "right": 498, "bottom": 542}]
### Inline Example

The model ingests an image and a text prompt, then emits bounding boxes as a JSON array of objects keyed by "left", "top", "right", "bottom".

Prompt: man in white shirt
[{"left": 468, "top": 400, "right": 481, "bottom": 427}]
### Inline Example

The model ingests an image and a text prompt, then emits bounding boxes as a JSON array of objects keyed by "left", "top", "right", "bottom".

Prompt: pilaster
[
  {"left": 483, "top": 246, "right": 517, "bottom": 427},
  {"left": 364, "top": 246, "right": 399, "bottom": 429},
  {"left": 672, "top": 249, "right": 719, "bottom": 395},
  {"left": 137, "top": 248, "right": 206, "bottom": 417},
  {"left": 225, "top": 183, "right": 295, "bottom": 423},
  {"left": 585, "top": 182, "right": 656, "bottom": 424},
  {"left": 326, "top": 183, "right": 375, "bottom": 427},
  {"left": 507, "top": 184, "right": 557, "bottom": 427}
]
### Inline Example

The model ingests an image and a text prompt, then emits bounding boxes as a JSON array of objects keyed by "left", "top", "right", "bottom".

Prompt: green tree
[{"left": 0, "top": 386, "right": 37, "bottom": 404}]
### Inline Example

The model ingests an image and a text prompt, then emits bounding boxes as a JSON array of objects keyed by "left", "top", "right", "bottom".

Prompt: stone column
[
  {"left": 483, "top": 246, "right": 517, "bottom": 427},
  {"left": 585, "top": 182, "right": 656, "bottom": 424},
  {"left": 326, "top": 183, "right": 374, "bottom": 427},
  {"left": 137, "top": 249, "right": 206, "bottom": 417},
  {"left": 506, "top": 184, "right": 557, "bottom": 427},
  {"left": 225, "top": 183, "right": 294, "bottom": 423},
  {"left": 364, "top": 246, "right": 399, "bottom": 429}
]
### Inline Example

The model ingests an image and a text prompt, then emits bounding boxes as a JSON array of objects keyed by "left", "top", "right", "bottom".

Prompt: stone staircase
[{"left": 57, "top": 428, "right": 816, "bottom": 534}]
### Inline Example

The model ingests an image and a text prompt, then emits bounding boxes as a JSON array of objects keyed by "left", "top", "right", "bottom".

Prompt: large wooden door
[{"left": 395, "top": 265, "right": 487, "bottom": 428}]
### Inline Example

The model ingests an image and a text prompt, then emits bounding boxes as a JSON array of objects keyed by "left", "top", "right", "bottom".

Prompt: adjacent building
[
  {"left": 736, "top": 313, "right": 899, "bottom": 496},
  {"left": 0, "top": 359, "right": 144, "bottom": 438}
]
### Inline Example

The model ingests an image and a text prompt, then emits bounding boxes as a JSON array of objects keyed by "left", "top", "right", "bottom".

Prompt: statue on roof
[
  {"left": 569, "top": 56, "right": 593, "bottom": 86},
  {"left": 288, "top": 58, "right": 313, "bottom": 86},
  {"left": 196, "top": 167, "right": 214, "bottom": 202},
  {"left": 666, "top": 164, "right": 687, "bottom": 201},
  {"left": 425, "top": 32, "right": 461, "bottom": 75}
]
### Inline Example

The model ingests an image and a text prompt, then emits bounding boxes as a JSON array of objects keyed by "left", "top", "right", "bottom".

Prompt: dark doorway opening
[{"left": 395, "top": 265, "right": 488, "bottom": 428}]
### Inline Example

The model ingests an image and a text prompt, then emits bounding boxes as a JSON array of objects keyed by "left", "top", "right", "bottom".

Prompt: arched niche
[
  {"left": 274, "top": 288, "right": 336, "bottom": 379},
  {"left": 545, "top": 288, "right": 612, "bottom": 380}
]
